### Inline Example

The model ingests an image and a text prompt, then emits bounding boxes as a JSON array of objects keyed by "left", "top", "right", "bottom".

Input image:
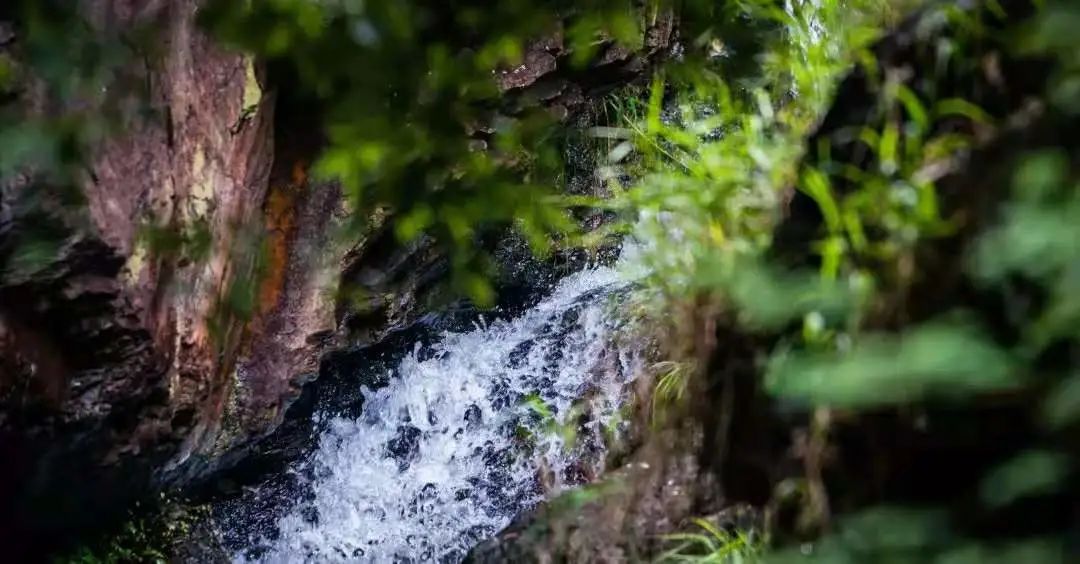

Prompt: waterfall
[{"left": 224, "top": 264, "right": 642, "bottom": 562}]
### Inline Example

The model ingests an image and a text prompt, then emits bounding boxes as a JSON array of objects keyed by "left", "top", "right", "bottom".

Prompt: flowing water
[{"left": 224, "top": 264, "right": 642, "bottom": 562}]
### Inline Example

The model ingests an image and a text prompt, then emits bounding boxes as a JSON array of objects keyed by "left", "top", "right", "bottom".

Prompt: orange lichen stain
[
  {"left": 256, "top": 160, "right": 307, "bottom": 320},
  {"left": 291, "top": 160, "right": 308, "bottom": 186}
]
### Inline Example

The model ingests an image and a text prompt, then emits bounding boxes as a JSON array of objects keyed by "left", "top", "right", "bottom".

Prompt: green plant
[
  {"left": 522, "top": 392, "right": 584, "bottom": 450},
  {"left": 650, "top": 360, "right": 690, "bottom": 427},
  {"left": 601, "top": 0, "right": 1080, "bottom": 561},
  {"left": 657, "top": 518, "right": 763, "bottom": 563},
  {"left": 61, "top": 519, "right": 168, "bottom": 564},
  {"left": 603, "top": 0, "right": 896, "bottom": 315},
  {"left": 55, "top": 498, "right": 207, "bottom": 564}
]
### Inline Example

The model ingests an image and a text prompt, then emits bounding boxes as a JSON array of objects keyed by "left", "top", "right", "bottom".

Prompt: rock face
[
  {"left": 0, "top": 1, "right": 673, "bottom": 557},
  {"left": 0, "top": 0, "right": 341, "bottom": 553}
]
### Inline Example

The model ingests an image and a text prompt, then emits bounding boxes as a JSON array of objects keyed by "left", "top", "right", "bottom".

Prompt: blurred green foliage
[
  {"left": 972, "top": 149, "right": 1080, "bottom": 355},
  {"left": 980, "top": 449, "right": 1070, "bottom": 509},
  {"left": 767, "top": 506, "right": 1066, "bottom": 563},
  {"left": 606, "top": 0, "right": 1080, "bottom": 561},
  {"left": 199, "top": 0, "right": 655, "bottom": 302},
  {"left": 0, "top": 0, "right": 141, "bottom": 287},
  {"left": 612, "top": 0, "right": 1079, "bottom": 422},
  {"left": 0, "top": 0, "right": 131, "bottom": 184},
  {"left": 138, "top": 219, "right": 213, "bottom": 265},
  {"left": 766, "top": 322, "right": 1018, "bottom": 408}
]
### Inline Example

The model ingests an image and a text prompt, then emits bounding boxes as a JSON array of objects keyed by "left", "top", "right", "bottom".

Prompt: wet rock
[
  {"left": 300, "top": 505, "right": 319, "bottom": 525},
  {"left": 464, "top": 404, "right": 483, "bottom": 427},
  {"left": 169, "top": 517, "right": 231, "bottom": 564},
  {"left": 387, "top": 425, "right": 423, "bottom": 470},
  {"left": 507, "top": 339, "right": 534, "bottom": 368},
  {"left": 466, "top": 441, "right": 713, "bottom": 563},
  {"left": 419, "top": 483, "right": 438, "bottom": 499}
]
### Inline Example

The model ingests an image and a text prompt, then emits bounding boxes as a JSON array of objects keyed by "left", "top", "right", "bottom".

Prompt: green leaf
[
  {"left": 980, "top": 450, "right": 1069, "bottom": 508},
  {"left": 878, "top": 122, "right": 900, "bottom": 175},
  {"left": 1041, "top": 374, "right": 1080, "bottom": 428},
  {"left": 894, "top": 84, "right": 930, "bottom": 134},
  {"left": 767, "top": 323, "right": 1017, "bottom": 408},
  {"left": 799, "top": 167, "right": 842, "bottom": 234},
  {"left": 522, "top": 393, "right": 553, "bottom": 420},
  {"left": 933, "top": 98, "right": 993, "bottom": 125},
  {"left": 1012, "top": 150, "right": 1068, "bottom": 202}
]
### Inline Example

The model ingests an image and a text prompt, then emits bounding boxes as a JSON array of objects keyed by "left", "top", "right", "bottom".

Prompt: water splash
[{"left": 235, "top": 265, "right": 641, "bottom": 562}]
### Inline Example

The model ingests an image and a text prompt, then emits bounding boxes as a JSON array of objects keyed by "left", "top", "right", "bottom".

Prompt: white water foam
[{"left": 246, "top": 265, "right": 641, "bottom": 563}]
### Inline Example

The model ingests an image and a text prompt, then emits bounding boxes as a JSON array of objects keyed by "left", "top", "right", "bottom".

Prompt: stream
[{"left": 218, "top": 263, "right": 643, "bottom": 562}]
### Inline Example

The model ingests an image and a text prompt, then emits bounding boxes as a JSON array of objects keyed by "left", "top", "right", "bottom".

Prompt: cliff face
[
  {"left": 0, "top": 0, "right": 672, "bottom": 554},
  {"left": 0, "top": 0, "right": 341, "bottom": 550}
]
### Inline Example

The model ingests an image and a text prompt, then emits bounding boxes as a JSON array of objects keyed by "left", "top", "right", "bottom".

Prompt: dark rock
[
  {"left": 419, "top": 483, "right": 438, "bottom": 499},
  {"left": 464, "top": 404, "right": 483, "bottom": 428},
  {"left": 169, "top": 510, "right": 231, "bottom": 564},
  {"left": 466, "top": 441, "right": 713, "bottom": 563},
  {"left": 0, "top": 23, "right": 14, "bottom": 46},
  {"left": 387, "top": 425, "right": 423, "bottom": 471}
]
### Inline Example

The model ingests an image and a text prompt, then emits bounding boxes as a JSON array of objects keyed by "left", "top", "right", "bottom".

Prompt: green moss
[
  {"left": 238, "top": 56, "right": 262, "bottom": 123},
  {"left": 54, "top": 498, "right": 208, "bottom": 564}
]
